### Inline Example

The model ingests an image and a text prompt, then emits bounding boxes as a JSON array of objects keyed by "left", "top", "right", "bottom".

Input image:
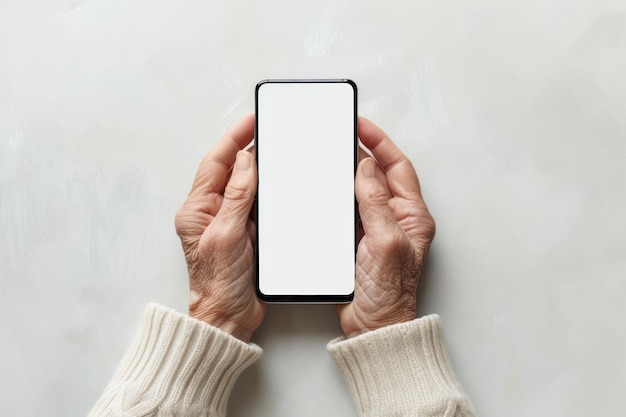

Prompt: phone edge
[{"left": 254, "top": 78, "right": 357, "bottom": 304}]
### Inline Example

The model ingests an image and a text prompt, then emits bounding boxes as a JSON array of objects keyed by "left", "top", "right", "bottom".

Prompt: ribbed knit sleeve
[
  {"left": 327, "top": 315, "right": 476, "bottom": 417},
  {"left": 87, "top": 303, "right": 262, "bottom": 417}
]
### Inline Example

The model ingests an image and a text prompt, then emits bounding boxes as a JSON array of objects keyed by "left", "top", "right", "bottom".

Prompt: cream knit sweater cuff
[
  {"left": 327, "top": 315, "right": 475, "bottom": 417},
  {"left": 88, "top": 303, "right": 262, "bottom": 417}
]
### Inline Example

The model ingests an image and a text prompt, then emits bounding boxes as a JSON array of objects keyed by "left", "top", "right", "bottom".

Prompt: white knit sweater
[{"left": 88, "top": 303, "right": 475, "bottom": 417}]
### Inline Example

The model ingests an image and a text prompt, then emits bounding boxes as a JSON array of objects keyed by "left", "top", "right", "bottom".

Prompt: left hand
[{"left": 174, "top": 114, "right": 265, "bottom": 342}]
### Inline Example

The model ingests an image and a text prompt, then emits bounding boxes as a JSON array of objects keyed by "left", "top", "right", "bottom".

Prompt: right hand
[{"left": 338, "top": 117, "right": 436, "bottom": 338}]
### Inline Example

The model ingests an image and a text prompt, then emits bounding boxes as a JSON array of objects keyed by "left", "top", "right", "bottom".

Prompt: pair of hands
[{"left": 175, "top": 114, "right": 436, "bottom": 342}]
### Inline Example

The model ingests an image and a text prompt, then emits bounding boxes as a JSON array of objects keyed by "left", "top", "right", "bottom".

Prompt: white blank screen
[{"left": 256, "top": 81, "right": 355, "bottom": 297}]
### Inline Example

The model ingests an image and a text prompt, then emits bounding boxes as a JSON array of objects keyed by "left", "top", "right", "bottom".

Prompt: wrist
[
  {"left": 189, "top": 297, "right": 255, "bottom": 343},
  {"left": 342, "top": 307, "right": 416, "bottom": 339},
  {"left": 190, "top": 309, "right": 254, "bottom": 343}
]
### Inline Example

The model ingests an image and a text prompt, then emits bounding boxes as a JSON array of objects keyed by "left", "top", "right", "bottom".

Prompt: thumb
[
  {"left": 215, "top": 150, "right": 257, "bottom": 229},
  {"left": 355, "top": 158, "right": 396, "bottom": 236}
]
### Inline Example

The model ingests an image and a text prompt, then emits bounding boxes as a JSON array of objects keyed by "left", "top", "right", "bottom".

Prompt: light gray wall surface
[{"left": 1, "top": 1, "right": 625, "bottom": 416}]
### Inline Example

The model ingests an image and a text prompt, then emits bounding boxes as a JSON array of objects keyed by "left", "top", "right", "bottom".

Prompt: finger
[
  {"left": 358, "top": 116, "right": 408, "bottom": 171},
  {"left": 213, "top": 150, "right": 258, "bottom": 229},
  {"left": 190, "top": 113, "right": 255, "bottom": 196},
  {"left": 358, "top": 144, "right": 392, "bottom": 198},
  {"left": 355, "top": 157, "right": 397, "bottom": 237},
  {"left": 358, "top": 117, "right": 423, "bottom": 200},
  {"left": 218, "top": 144, "right": 255, "bottom": 207},
  {"left": 222, "top": 144, "right": 254, "bottom": 187}
]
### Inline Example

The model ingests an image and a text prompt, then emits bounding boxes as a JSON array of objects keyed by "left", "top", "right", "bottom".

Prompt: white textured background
[{"left": 1, "top": 1, "right": 625, "bottom": 416}]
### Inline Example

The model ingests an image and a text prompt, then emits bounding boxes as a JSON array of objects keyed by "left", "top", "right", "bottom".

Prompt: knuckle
[
  {"left": 416, "top": 210, "right": 436, "bottom": 245},
  {"left": 362, "top": 187, "right": 389, "bottom": 211},
  {"left": 378, "top": 229, "right": 411, "bottom": 255},
  {"left": 174, "top": 194, "right": 222, "bottom": 237},
  {"left": 224, "top": 182, "right": 253, "bottom": 202},
  {"left": 400, "top": 201, "right": 436, "bottom": 241},
  {"left": 424, "top": 214, "right": 436, "bottom": 239},
  {"left": 174, "top": 206, "right": 192, "bottom": 236},
  {"left": 364, "top": 181, "right": 388, "bottom": 203},
  {"left": 367, "top": 190, "right": 389, "bottom": 206}
]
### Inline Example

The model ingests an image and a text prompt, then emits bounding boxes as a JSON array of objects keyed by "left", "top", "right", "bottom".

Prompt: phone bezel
[{"left": 254, "top": 79, "right": 357, "bottom": 303}]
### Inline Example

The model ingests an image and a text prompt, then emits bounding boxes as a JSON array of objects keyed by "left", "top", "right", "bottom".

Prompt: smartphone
[{"left": 255, "top": 79, "right": 357, "bottom": 303}]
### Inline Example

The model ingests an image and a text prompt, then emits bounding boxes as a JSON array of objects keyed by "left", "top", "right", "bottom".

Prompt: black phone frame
[{"left": 254, "top": 79, "right": 358, "bottom": 303}]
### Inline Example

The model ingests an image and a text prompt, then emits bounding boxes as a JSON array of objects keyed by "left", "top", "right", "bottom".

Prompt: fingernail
[
  {"left": 235, "top": 151, "right": 250, "bottom": 171},
  {"left": 362, "top": 158, "right": 375, "bottom": 178}
]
